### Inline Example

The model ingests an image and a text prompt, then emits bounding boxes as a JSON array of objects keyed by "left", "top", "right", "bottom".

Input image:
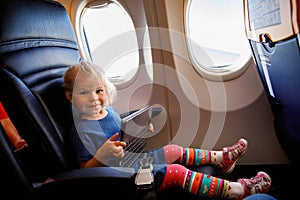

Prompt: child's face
[{"left": 71, "top": 73, "right": 107, "bottom": 119}]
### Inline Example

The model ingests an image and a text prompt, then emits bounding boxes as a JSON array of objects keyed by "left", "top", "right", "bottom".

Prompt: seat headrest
[
  {"left": 0, "top": 0, "right": 78, "bottom": 54},
  {"left": 0, "top": 0, "right": 81, "bottom": 172}
]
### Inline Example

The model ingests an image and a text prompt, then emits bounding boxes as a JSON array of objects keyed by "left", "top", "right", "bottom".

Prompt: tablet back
[{"left": 119, "top": 106, "right": 152, "bottom": 167}]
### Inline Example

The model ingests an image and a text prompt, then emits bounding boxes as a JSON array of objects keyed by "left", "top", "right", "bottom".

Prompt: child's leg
[
  {"left": 157, "top": 164, "right": 271, "bottom": 199},
  {"left": 163, "top": 144, "right": 218, "bottom": 165},
  {"left": 163, "top": 138, "right": 248, "bottom": 173},
  {"left": 157, "top": 164, "right": 229, "bottom": 197}
]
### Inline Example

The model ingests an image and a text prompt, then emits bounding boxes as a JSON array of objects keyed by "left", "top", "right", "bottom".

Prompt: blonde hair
[{"left": 63, "top": 61, "right": 117, "bottom": 106}]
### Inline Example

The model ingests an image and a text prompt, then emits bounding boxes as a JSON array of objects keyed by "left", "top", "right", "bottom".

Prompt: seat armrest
[
  {"left": 44, "top": 167, "right": 135, "bottom": 181},
  {"left": 38, "top": 167, "right": 136, "bottom": 198}
]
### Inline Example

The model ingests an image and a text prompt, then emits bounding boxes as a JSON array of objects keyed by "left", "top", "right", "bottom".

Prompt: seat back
[
  {"left": 0, "top": 2, "right": 218, "bottom": 199},
  {"left": 0, "top": 123, "right": 38, "bottom": 198},
  {"left": 243, "top": 0, "right": 300, "bottom": 163},
  {"left": 0, "top": 0, "right": 81, "bottom": 182}
]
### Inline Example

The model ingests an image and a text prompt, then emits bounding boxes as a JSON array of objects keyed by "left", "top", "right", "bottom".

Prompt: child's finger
[
  {"left": 113, "top": 141, "right": 126, "bottom": 148},
  {"left": 109, "top": 133, "right": 119, "bottom": 141},
  {"left": 149, "top": 123, "right": 154, "bottom": 133}
]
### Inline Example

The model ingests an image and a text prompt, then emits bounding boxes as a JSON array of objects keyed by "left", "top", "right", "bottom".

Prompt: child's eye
[
  {"left": 96, "top": 89, "right": 104, "bottom": 94},
  {"left": 79, "top": 91, "right": 88, "bottom": 95}
]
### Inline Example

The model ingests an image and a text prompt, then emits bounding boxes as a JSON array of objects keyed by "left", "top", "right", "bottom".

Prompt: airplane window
[
  {"left": 82, "top": 2, "right": 139, "bottom": 82},
  {"left": 186, "top": 0, "right": 252, "bottom": 80}
]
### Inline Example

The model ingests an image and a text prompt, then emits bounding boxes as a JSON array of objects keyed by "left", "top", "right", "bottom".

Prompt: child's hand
[
  {"left": 110, "top": 132, "right": 126, "bottom": 147},
  {"left": 109, "top": 133, "right": 126, "bottom": 158},
  {"left": 95, "top": 133, "right": 126, "bottom": 162},
  {"left": 148, "top": 123, "right": 154, "bottom": 133}
]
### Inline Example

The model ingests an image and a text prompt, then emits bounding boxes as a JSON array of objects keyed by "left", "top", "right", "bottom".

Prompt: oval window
[
  {"left": 186, "top": 0, "right": 252, "bottom": 81},
  {"left": 82, "top": 2, "right": 139, "bottom": 82}
]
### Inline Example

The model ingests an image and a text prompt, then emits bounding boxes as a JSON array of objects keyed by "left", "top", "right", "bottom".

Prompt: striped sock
[
  {"left": 158, "top": 164, "right": 229, "bottom": 197},
  {"left": 163, "top": 144, "right": 217, "bottom": 165}
]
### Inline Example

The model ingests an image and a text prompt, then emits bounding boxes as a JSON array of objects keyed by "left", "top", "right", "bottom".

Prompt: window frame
[
  {"left": 185, "top": 0, "right": 252, "bottom": 81},
  {"left": 77, "top": 1, "right": 142, "bottom": 84}
]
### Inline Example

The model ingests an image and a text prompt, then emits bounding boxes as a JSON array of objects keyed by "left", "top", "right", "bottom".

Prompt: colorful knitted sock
[
  {"left": 158, "top": 164, "right": 229, "bottom": 197},
  {"left": 163, "top": 144, "right": 217, "bottom": 165}
]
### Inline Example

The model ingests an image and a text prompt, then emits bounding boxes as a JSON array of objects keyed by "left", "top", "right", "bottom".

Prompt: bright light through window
[
  {"left": 82, "top": 3, "right": 139, "bottom": 81},
  {"left": 187, "top": 0, "right": 251, "bottom": 73}
]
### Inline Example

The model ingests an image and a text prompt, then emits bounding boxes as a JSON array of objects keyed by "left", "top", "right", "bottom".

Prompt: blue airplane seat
[
  {"left": 0, "top": 0, "right": 216, "bottom": 199},
  {"left": 243, "top": 0, "right": 300, "bottom": 163}
]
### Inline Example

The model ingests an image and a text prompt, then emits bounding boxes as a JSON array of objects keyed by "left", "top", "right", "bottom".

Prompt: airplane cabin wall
[
  {"left": 56, "top": 0, "right": 290, "bottom": 164},
  {"left": 159, "top": 0, "right": 289, "bottom": 164}
]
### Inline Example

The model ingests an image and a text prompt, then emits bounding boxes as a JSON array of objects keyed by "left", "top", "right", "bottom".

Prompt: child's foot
[
  {"left": 237, "top": 171, "right": 272, "bottom": 200},
  {"left": 216, "top": 138, "right": 248, "bottom": 173}
]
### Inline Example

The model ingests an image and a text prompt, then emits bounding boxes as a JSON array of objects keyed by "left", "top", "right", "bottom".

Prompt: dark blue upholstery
[
  {"left": 249, "top": 34, "right": 300, "bottom": 163},
  {"left": 0, "top": 0, "right": 81, "bottom": 178},
  {"left": 0, "top": 126, "right": 38, "bottom": 198},
  {"left": 243, "top": 0, "right": 300, "bottom": 164},
  {"left": 0, "top": 0, "right": 137, "bottom": 198}
]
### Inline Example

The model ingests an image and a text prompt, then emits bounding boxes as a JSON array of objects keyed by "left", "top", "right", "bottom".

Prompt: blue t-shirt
[
  {"left": 70, "top": 106, "right": 121, "bottom": 163},
  {"left": 69, "top": 106, "right": 167, "bottom": 189}
]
